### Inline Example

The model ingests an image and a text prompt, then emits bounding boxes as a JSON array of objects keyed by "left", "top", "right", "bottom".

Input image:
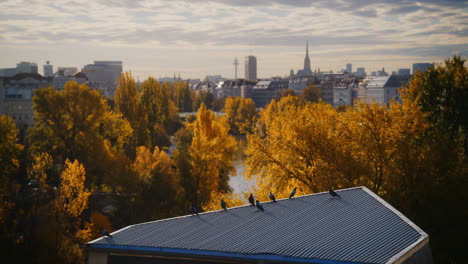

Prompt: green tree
[
  {"left": 394, "top": 57, "right": 468, "bottom": 263},
  {"left": 405, "top": 56, "right": 468, "bottom": 150}
]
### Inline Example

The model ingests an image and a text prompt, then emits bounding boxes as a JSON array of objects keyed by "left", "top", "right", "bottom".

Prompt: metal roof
[{"left": 88, "top": 186, "right": 429, "bottom": 264}]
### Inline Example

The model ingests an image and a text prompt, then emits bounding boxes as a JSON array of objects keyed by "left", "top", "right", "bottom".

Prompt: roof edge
[
  {"left": 386, "top": 236, "right": 430, "bottom": 264},
  {"left": 360, "top": 187, "right": 429, "bottom": 263},
  {"left": 87, "top": 224, "right": 135, "bottom": 244},
  {"left": 87, "top": 244, "right": 366, "bottom": 264},
  {"left": 361, "top": 186, "right": 428, "bottom": 237}
]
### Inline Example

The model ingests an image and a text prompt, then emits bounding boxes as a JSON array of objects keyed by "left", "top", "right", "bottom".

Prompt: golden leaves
[
  {"left": 246, "top": 94, "right": 430, "bottom": 196},
  {"left": 56, "top": 159, "right": 90, "bottom": 218},
  {"left": 188, "top": 104, "right": 237, "bottom": 208}
]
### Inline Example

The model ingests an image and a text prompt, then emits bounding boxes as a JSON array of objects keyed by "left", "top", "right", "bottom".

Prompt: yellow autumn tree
[
  {"left": 246, "top": 98, "right": 343, "bottom": 195},
  {"left": 338, "top": 100, "right": 428, "bottom": 194},
  {"left": 131, "top": 146, "right": 181, "bottom": 220},
  {"left": 89, "top": 211, "right": 113, "bottom": 240},
  {"left": 115, "top": 72, "right": 150, "bottom": 151},
  {"left": 187, "top": 103, "right": 237, "bottom": 209},
  {"left": 223, "top": 97, "right": 257, "bottom": 135},
  {"left": 139, "top": 79, "right": 179, "bottom": 148},
  {"left": 30, "top": 81, "right": 133, "bottom": 190},
  {"left": 0, "top": 115, "right": 23, "bottom": 224},
  {"left": 0, "top": 115, "right": 24, "bottom": 256},
  {"left": 246, "top": 94, "right": 430, "bottom": 197},
  {"left": 53, "top": 159, "right": 91, "bottom": 264}
]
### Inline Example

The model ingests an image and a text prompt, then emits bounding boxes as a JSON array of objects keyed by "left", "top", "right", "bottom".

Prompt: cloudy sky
[{"left": 1, "top": 0, "right": 467, "bottom": 79}]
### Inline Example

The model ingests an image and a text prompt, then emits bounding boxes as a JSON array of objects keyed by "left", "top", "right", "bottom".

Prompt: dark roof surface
[
  {"left": 88, "top": 187, "right": 428, "bottom": 264},
  {"left": 4, "top": 73, "right": 52, "bottom": 81},
  {"left": 385, "top": 75, "right": 411, "bottom": 88}
]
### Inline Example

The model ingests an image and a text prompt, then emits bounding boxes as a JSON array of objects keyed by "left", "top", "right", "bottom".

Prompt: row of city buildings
[
  {"left": 0, "top": 60, "right": 122, "bottom": 130},
  {"left": 0, "top": 45, "right": 433, "bottom": 132},
  {"left": 190, "top": 42, "right": 431, "bottom": 109}
]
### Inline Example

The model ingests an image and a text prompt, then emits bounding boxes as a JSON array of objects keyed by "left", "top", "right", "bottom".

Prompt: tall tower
[
  {"left": 234, "top": 58, "right": 239, "bottom": 79},
  {"left": 303, "top": 41, "right": 312, "bottom": 76},
  {"left": 245, "top": 56, "right": 257, "bottom": 81},
  {"left": 43, "top": 61, "right": 53, "bottom": 77}
]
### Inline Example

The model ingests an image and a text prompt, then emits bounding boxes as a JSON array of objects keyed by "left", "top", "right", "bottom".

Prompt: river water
[{"left": 229, "top": 160, "right": 255, "bottom": 194}]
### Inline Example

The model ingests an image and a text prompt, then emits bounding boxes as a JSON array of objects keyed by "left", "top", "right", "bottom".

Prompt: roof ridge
[{"left": 108, "top": 186, "right": 366, "bottom": 230}]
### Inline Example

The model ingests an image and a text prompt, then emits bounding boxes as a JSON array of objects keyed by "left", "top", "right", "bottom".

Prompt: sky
[{"left": 0, "top": 0, "right": 467, "bottom": 79}]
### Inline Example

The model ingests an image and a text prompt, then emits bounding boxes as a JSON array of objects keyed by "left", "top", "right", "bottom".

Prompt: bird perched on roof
[
  {"left": 256, "top": 200, "right": 264, "bottom": 211},
  {"left": 190, "top": 204, "right": 199, "bottom": 216},
  {"left": 269, "top": 192, "right": 276, "bottom": 202},
  {"left": 248, "top": 194, "right": 255, "bottom": 206},
  {"left": 289, "top": 187, "right": 297, "bottom": 199},
  {"left": 100, "top": 227, "right": 112, "bottom": 238},
  {"left": 220, "top": 199, "right": 227, "bottom": 211},
  {"left": 329, "top": 188, "right": 341, "bottom": 198}
]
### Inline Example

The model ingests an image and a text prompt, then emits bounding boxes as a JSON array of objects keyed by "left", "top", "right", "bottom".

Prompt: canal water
[{"left": 229, "top": 160, "right": 255, "bottom": 194}]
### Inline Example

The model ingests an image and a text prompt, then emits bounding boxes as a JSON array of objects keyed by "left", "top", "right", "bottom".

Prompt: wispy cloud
[{"left": 0, "top": 0, "right": 466, "bottom": 78}]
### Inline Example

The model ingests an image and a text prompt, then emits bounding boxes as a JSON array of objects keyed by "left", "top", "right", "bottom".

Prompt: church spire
[{"left": 303, "top": 40, "right": 311, "bottom": 76}]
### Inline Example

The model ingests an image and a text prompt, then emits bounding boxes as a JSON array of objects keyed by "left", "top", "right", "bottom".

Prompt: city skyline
[{"left": 1, "top": 0, "right": 467, "bottom": 79}]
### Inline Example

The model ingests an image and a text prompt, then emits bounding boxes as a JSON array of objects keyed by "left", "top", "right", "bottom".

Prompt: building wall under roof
[
  {"left": 108, "top": 254, "right": 258, "bottom": 264},
  {"left": 402, "top": 242, "right": 433, "bottom": 264}
]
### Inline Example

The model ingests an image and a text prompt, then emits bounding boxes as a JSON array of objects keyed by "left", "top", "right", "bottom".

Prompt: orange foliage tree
[
  {"left": 52, "top": 159, "right": 91, "bottom": 263},
  {"left": 180, "top": 104, "right": 237, "bottom": 209}
]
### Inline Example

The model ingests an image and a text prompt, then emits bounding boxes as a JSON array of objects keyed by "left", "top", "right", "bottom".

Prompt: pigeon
[
  {"left": 329, "top": 188, "right": 341, "bottom": 198},
  {"left": 220, "top": 199, "right": 227, "bottom": 211},
  {"left": 190, "top": 204, "right": 199, "bottom": 216},
  {"left": 289, "top": 187, "right": 297, "bottom": 199},
  {"left": 248, "top": 194, "right": 255, "bottom": 206},
  {"left": 255, "top": 200, "right": 264, "bottom": 211},
  {"left": 100, "top": 228, "right": 112, "bottom": 238},
  {"left": 269, "top": 192, "right": 276, "bottom": 202}
]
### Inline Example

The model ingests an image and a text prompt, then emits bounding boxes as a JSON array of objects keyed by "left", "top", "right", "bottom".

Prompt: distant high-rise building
[
  {"left": 346, "top": 63, "right": 352, "bottom": 73},
  {"left": 412, "top": 63, "right": 432, "bottom": 74},
  {"left": 398, "top": 69, "right": 410, "bottom": 76},
  {"left": 0, "top": 68, "right": 16, "bottom": 77},
  {"left": 43, "top": 61, "right": 53, "bottom": 77},
  {"left": 16, "top": 62, "right": 38, "bottom": 74},
  {"left": 82, "top": 61, "right": 123, "bottom": 97},
  {"left": 245, "top": 56, "right": 257, "bottom": 81},
  {"left": 233, "top": 58, "right": 239, "bottom": 79},
  {"left": 356, "top": 67, "right": 366, "bottom": 77}
]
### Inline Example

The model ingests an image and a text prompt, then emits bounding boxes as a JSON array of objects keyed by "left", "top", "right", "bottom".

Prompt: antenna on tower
[{"left": 233, "top": 58, "right": 239, "bottom": 80}]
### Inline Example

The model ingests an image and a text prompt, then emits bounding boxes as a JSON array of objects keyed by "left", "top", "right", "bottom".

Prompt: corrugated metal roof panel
[{"left": 88, "top": 186, "right": 428, "bottom": 264}]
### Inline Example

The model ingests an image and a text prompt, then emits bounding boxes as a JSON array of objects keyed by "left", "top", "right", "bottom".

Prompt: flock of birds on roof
[
  {"left": 99, "top": 188, "right": 343, "bottom": 238},
  {"left": 190, "top": 187, "right": 341, "bottom": 216}
]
